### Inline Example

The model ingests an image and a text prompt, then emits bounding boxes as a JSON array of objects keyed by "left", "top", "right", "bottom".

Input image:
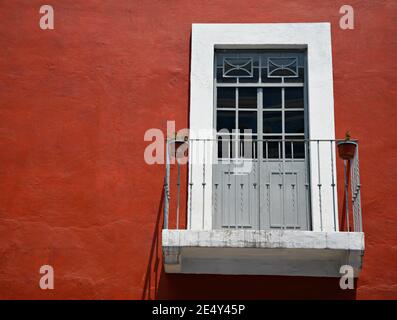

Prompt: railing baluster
[
  {"left": 202, "top": 139, "right": 206, "bottom": 229},
  {"left": 240, "top": 140, "right": 244, "bottom": 229},
  {"left": 227, "top": 138, "right": 231, "bottom": 229},
  {"left": 330, "top": 140, "right": 337, "bottom": 231},
  {"left": 291, "top": 141, "right": 297, "bottom": 230},
  {"left": 351, "top": 144, "right": 362, "bottom": 232},
  {"left": 265, "top": 140, "right": 270, "bottom": 228},
  {"left": 304, "top": 140, "right": 309, "bottom": 230},
  {"left": 356, "top": 144, "right": 362, "bottom": 231},
  {"left": 188, "top": 140, "right": 193, "bottom": 230},
  {"left": 351, "top": 152, "right": 356, "bottom": 231},
  {"left": 317, "top": 140, "right": 323, "bottom": 231},
  {"left": 278, "top": 140, "right": 285, "bottom": 229},
  {"left": 254, "top": 140, "right": 259, "bottom": 229},
  {"left": 164, "top": 140, "right": 170, "bottom": 230},
  {"left": 176, "top": 155, "right": 181, "bottom": 230},
  {"left": 232, "top": 137, "right": 238, "bottom": 230},
  {"left": 344, "top": 159, "right": 350, "bottom": 232}
]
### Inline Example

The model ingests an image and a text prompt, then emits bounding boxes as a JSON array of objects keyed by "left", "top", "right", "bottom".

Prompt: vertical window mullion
[{"left": 259, "top": 54, "right": 262, "bottom": 84}]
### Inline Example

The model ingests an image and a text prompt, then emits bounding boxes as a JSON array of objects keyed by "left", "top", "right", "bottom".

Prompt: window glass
[
  {"left": 217, "top": 87, "right": 235, "bottom": 108},
  {"left": 239, "top": 68, "right": 259, "bottom": 83},
  {"left": 216, "top": 68, "right": 236, "bottom": 83},
  {"left": 239, "top": 111, "right": 257, "bottom": 133},
  {"left": 261, "top": 68, "right": 282, "bottom": 83},
  {"left": 285, "top": 88, "right": 304, "bottom": 109},
  {"left": 285, "top": 111, "right": 304, "bottom": 133},
  {"left": 238, "top": 88, "right": 257, "bottom": 108},
  {"left": 217, "top": 111, "right": 235, "bottom": 133},
  {"left": 263, "top": 88, "right": 282, "bottom": 109},
  {"left": 284, "top": 67, "right": 305, "bottom": 83},
  {"left": 263, "top": 111, "right": 282, "bottom": 133}
]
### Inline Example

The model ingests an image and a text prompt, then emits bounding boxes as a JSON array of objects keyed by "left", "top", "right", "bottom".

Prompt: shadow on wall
[
  {"left": 141, "top": 188, "right": 164, "bottom": 300},
  {"left": 141, "top": 188, "right": 358, "bottom": 300}
]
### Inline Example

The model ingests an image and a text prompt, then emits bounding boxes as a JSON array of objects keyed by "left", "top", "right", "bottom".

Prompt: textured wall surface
[{"left": 0, "top": 0, "right": 396, "bottom": 299}]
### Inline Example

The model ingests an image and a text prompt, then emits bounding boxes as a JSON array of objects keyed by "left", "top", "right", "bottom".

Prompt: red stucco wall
[{"left": 0, "top": 0, "right": 396, "bottom": 299}]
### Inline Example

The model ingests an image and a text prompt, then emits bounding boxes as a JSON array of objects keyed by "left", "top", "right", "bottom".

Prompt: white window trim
[{"left": 188, "top": 23, "right": 338, "bottom": 232}]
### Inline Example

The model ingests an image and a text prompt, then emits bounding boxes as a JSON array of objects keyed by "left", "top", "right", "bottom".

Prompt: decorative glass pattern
[
  {"left": 223, "top": 57, "right": 253, "bottom": 78},
  {"left": 267, "top": 57, "right": 298, "bottom": 78}
]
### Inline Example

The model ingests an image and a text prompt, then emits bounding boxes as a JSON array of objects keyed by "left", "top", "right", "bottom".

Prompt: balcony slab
[{"left": 162, "top": 229, "right": 364, "bottom": 277}]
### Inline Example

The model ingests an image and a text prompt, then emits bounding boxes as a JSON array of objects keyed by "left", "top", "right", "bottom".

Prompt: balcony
[{"left": 162, "top": 138, "right": 364, "bottom": 277}]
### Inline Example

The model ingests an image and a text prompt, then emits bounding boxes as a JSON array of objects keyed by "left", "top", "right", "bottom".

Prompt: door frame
[{"left": 188, "top": 23, "right": 338, "bottom": 231}]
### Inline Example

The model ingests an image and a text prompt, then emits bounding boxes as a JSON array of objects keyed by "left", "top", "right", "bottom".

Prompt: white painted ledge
[{"left": 162, "top": 230, "right": 364, "bottom": 277}]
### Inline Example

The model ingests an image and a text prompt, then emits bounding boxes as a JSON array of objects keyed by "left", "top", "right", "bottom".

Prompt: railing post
[
  {"left": 330, "top": 140, "right": 337, "bottom": 231},
  {"left": 188, "top": 139, "right": 194, "bottom": 230},
  {"left": 344, "top": 159, "right": 350, "bottom": 232},
  {"left": 291, "top": 140, "right": 297, "bottom": 229},
  {"left": 317, "top": 140, "right": 323, "bottom": 231},
  {"left": 176, "top": 159, "right": 181, "bottom": 230},
  {"left": 304, "top": 140, "right": 310, "bottom": 230},
  {"left": 202, "top": 139, "right": 206, "bottom": 229},
  {"left": 164, "top": 139, "right": 171, "bottom": 230},
  {"left": 350, "top": 143, "right": 362, "bottom": 232}
]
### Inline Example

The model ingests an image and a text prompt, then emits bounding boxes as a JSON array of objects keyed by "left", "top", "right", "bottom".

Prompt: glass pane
[
  {"left": 216, "top": 68, "right": 236, "bottom": 83},
  {"left": 284, "top": 67, "right": 305, "bottom": 83},
  {"left": 217, "top": 111, "right": 235, "bottom": 133},
  {"left": 285, "top": 88, "right": 304, "bottom": 109},
  {"left": 285, "top": 111, "right": 304, "bottom": 133},
  {"left": 238, "top": 88, "right": 257, "bottom": 108},
  {"left": 239, "top": 111, "right": 257, "bottom": 133},
  {"left": 285, "top": 136, "right": 305, "bottom": 159},
  {"left": 261, "top": 68, "right": 281, "bottom": 83},
  {"left": 270, "top": 69, "right": 296, "bottom": 77},
  {"left": 263, "top": 88, "right": 282, "bottom": 109},
  {"left": 217, "top": 87, "right": 235, "bottom": 108},
  {"left": 263, "top": 111, "right": 282, "bottom": 134},
  {"left": 263, "top": 136, "right": 282, "bottom": 159},
  {"left": 239, "top": 68, "right": 259, "bottom": 83}
]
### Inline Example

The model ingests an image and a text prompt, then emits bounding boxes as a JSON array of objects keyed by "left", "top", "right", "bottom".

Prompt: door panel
[
  {"left": 260, "top": 162, "right": 308, "bottom": 230},
  {"left": 213, "top": 160, "right": 259, "bottom": 229}
]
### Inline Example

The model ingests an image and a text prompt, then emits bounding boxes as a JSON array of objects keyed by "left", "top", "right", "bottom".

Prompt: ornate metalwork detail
[
  {"left": 223, "top": 57, "right": 253, "bottom": 78},
  {"left": 267, "top": 57, "right": 298, "bottom": 78}
]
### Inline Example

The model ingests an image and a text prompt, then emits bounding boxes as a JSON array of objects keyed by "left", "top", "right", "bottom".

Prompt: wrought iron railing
[{"left": 163, "top": 138, "right": 362, "bottom": 232}]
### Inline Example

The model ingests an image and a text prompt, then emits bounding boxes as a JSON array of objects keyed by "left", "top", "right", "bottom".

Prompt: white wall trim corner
[{"left": 188, "top": 23, "right": 338, "bottom": 232}]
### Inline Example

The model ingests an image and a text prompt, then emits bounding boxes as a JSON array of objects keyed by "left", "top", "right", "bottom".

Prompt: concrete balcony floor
[{"left": 162, "top": 229, "right": 364, "bottom": 277}]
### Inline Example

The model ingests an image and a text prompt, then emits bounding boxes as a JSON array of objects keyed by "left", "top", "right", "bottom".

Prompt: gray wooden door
[{"left": 212, "top": 50, "right": 310, "bottom": 230}]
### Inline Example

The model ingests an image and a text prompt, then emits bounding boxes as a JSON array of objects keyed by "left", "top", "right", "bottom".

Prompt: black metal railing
[{"left": 163, "top": 138, "right": 362, "bottom": 232}]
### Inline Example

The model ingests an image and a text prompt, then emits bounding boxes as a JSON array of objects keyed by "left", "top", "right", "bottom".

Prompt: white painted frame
[{"left": 188, "top": 23, "right": 338, "bottom": 232}]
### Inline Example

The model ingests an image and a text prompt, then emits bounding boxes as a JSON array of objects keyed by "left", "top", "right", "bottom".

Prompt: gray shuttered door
[{"left": 213, "top": 50, "right": 311, "bottom": 230}]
